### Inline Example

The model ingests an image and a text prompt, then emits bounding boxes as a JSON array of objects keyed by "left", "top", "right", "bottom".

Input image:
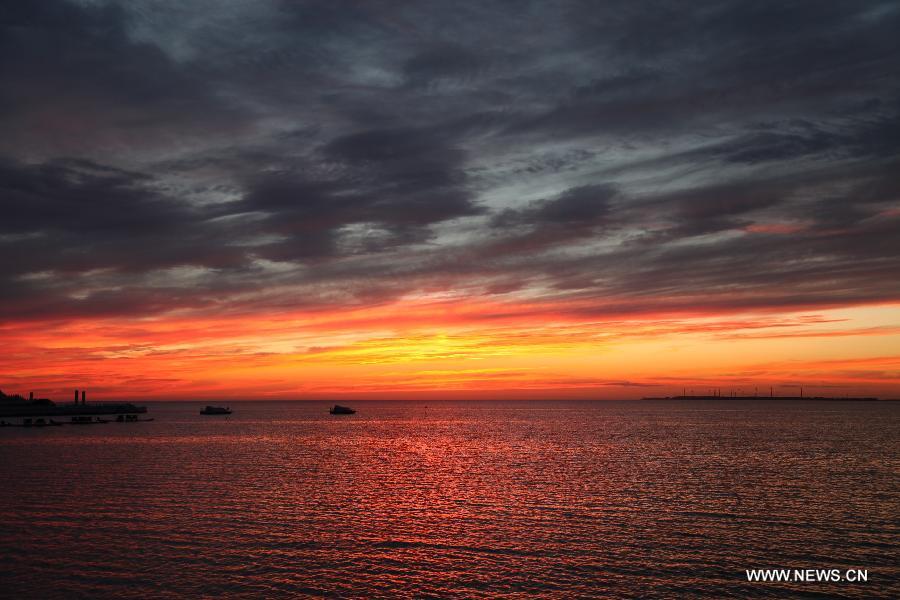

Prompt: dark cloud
[
  {"left": 0, "top": 0, "right": 251, "bottom": 158},
  {"left": 480, "top": 184, "right": 617, "bottom": 260},
  {"left": 493, "top": 184, "right": 615, "bottom": 230},
  {"left": 640, "top": 180, "right": 786, "bottom": 238},
  {"left": 0, "top": 158, "right": 172, "bottom": 236},
  {"left": 404, "top": 43, "right": 484, "bottom": 86},
  {"left": 0, "top": 157, "right": 258, "bottom": 264},
  {"left": 238, "top": 125, "right": 482, "bottom": 259},
  {"left": 507, "top": 0, "right": 900, "bottom": 142},
  {"left": 1, "top": 0, "right": 899, "bottom": 322}
]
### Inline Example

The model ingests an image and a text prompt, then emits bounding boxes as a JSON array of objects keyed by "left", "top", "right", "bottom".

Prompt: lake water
[{"left": 1, "top": 400, "right": 897, "bottom": 598}]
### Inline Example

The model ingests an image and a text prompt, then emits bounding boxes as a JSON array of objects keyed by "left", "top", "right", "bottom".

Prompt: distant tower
[
  {"left": 29, "top": 391, "right": 33, "bottom": 401},
  {"left": 74, "top": 389, "right": 79, "bottom": 404},
  {"left": 82, "top": 390, "right": 86, "bottom": 404}
]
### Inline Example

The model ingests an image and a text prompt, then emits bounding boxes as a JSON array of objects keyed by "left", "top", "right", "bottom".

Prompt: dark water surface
[{"left": 1, "top": 400, "right": 897, "bottom": 598}]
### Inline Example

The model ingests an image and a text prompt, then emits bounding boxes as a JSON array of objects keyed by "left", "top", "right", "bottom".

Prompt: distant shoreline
[{"left": 641, "top": 395, "right": 885, "bottom": 402}]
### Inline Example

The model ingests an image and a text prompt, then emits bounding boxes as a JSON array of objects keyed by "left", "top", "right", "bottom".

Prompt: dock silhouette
[{"left": 0, "top": 389, "right": 148, "bottom": 418}]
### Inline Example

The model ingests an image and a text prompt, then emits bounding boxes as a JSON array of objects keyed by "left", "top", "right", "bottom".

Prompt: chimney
[
  {"left": 82, "top": 390, "right": 86, "bottom": 405},
  {"left": 74, "top": 389, "right": 79, "bottom": 404},
  {"left": 29, "top": 391, "right": 33, "bottom": 401}
]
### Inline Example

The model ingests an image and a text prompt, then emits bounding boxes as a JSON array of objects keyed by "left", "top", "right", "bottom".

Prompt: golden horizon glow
[{"left": 3, "top": 296, "right": 899, "bottom": 401}]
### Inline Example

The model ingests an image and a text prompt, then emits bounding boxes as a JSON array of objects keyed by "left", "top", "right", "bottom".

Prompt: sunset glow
[
  {"left": 3, "top": 3, "right": 900, "bottom": 599},
  {"left": 2, "top": 1, "right": 899, "bottom": 401},
  {"left": 4, "top": 295, "right": 898, "bottom": 399}
]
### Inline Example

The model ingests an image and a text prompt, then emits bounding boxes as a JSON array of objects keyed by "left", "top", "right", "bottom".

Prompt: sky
[{"left": 1, "top": 0, "right": 899, "bottom": 400}]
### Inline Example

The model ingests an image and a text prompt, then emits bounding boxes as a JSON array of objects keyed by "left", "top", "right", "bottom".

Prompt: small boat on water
[
  {"left": 329, "top": 404, "right": 356, "bottom": 415},
  {"left": 200, "top": 405, "right": 232, "bottom": 415}
]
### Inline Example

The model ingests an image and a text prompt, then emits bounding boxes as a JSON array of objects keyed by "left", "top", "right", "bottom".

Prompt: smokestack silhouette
[
  {"left": 74, "top": 389, "right": 79, "bottom": 404},
  {"left": 29, "top": 391, "right": 33, "bottom": 401},
  {"left": 82, "top": 390, "right": 86, "bottom": 405}
]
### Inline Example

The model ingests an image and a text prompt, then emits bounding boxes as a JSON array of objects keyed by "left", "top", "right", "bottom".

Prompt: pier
[{"left": 0, "top": 389, "right": 147, "bottom": 419}]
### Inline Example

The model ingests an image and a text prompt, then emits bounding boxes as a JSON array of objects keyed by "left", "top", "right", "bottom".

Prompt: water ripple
[{"left": 1, "top": 400, "right": 897, "bottom": 598}]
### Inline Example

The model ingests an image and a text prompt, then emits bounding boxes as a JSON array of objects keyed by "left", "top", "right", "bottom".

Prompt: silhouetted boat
[
  {"left": 329, "top": 404, "right": 355, "bottom": 415},
  {"left": 200, "top": 405, "right": 231, "bottom": 415}
]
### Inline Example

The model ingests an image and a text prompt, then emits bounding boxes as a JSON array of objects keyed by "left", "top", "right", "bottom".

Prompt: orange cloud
[{"left": 2, "top": 297, "right": 898, "bottom": 401}]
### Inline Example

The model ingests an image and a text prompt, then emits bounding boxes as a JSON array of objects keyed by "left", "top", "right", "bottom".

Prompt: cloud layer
[{"left": 1, "top": 0, "right": 899, "bottom": 393}]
